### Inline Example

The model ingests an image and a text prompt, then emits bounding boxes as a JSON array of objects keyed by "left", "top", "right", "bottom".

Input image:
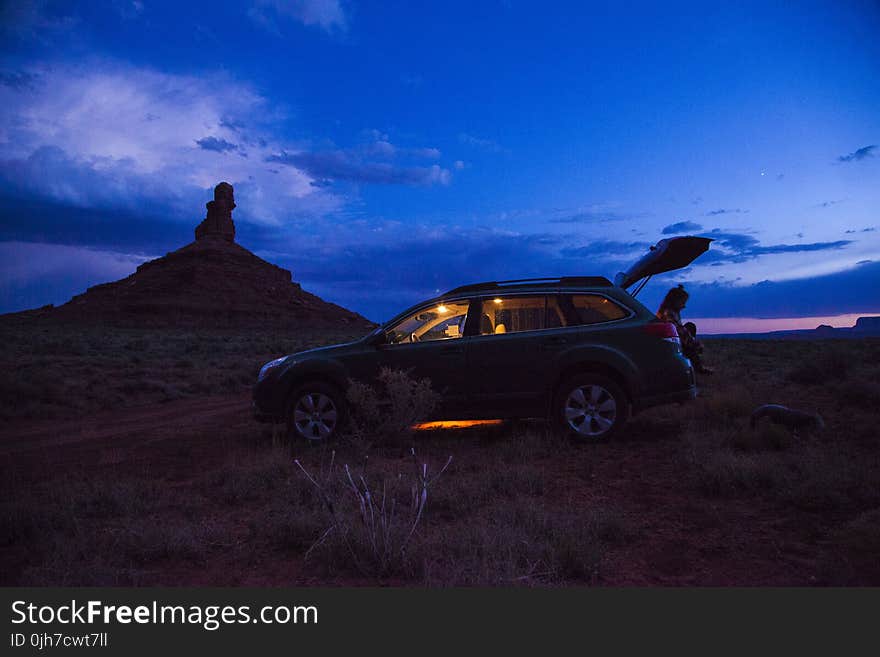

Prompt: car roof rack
[{"left": 444, "top": 276, "right": 612, "bottom": 296}]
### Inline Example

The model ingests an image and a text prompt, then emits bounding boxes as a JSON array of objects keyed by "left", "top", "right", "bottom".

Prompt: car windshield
[{"left": 387, "top": 300, "right": 469, "bottom": 344}]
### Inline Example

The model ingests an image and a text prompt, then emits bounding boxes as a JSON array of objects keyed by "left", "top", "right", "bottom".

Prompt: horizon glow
[{"left": 691, "top": 313, "right": 880, "bottom": 335}]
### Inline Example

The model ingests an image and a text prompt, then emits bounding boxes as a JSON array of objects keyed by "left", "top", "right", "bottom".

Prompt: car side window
[
  {"left": 480, "top": 295, "right": 563, "bottom": 335},
  {"left": 546, "top": 295, "right": 567, "bottom": 329},
  {"left": 563, "top": 294, "right": 628, "bottom": 325},
  {"left": 387, "top": 300, "right": 470, "bottom": 344}
]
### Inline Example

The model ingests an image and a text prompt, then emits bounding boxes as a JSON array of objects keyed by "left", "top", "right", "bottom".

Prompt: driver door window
[{"left": 387, "top": 301, "right": 470, "bottom": 345}]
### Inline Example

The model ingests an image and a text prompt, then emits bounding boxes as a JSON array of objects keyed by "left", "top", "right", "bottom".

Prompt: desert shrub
[
  {"left": 723, "top": 422, "right": 793, "bottom": 451},
  {"left": 786, "top": 348, "right": 849, "bottom": 385},
  {"left": 683, "top": 385, "right": 754, "bottom": 437},
  {"left": 294, "top": 449, "right": 451, "bottom": 578},
  {"left": 124, "top": 338, "right": 148, "bottom": 352},
  {"left": 691, "top": 450, "right": 790, "bottom": 498},
  {"left": 0, "top": 322, "right": 365, "bottom": 421},
  {"left": 345, "top": 368, "right": 440, "bottom": 446},
  {"left": 262, "top": 497, "right": 327, "bottom": 551},
  {"left": 0, "top": 491, "right": 74, "bottom": 547},
  {"left": 21, "top": 534, "right": 137, "bottom": 587},
  {"left": 832, "top": 508, "right": 880, "bottom": 557},
  {"left": 116, "top": 517, "right": 219, "bottom": 564},
  {"left": 63, "top": 478, "right": 166, "bottom": 519},
  {"left": 781, "top": 448, "right": 880, "bottom": 514},
  {"left": 701, "top": 384, "right": 754, "bottom": 420},
  {"left": 206, "top": 448, "right": 292, "bottom": 505},
  {"left": 819, "top": 507, "right": 880, "bottom": 585},
  {"left": 496, "top": 423, "right": 566, "bottom": 462},
  {"left": 421, "top": 501, "right": 627, "bottom": 585},
  {"left": 834, "top": 380, "right": 880, "bottom": 409}
]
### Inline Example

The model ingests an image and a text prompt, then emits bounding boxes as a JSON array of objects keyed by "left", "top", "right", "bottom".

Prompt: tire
[
  {"left": 286, "top": 382, "right": 346, "bottom": 443},
  {"left": 553, "top": 373, "right": 629, "bottom": 441}
]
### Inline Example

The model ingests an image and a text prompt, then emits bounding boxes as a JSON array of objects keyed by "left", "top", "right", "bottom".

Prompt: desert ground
[{"left": 1, "top": 320, "right": 879, "bottom": 586}]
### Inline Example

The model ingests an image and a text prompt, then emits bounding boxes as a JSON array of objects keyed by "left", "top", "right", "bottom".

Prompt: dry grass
[
  {"left": 2, "top": 324, "right": 879, "bottom": 586},
  {"left": 0, "top": 321, "right": 362, "bottom": 421}
]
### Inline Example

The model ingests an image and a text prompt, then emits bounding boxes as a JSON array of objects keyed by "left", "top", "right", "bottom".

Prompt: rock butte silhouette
[{"left": 18, "top": 183, "right": 374, "bottom": 330}]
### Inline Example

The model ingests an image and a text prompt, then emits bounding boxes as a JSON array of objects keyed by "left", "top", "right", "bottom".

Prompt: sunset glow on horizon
[{"left": 691, "top": 313, "right": 880, "bottom": 335}]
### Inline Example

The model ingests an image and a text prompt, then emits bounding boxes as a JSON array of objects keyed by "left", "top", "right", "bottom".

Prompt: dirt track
[{"left": 0, "top": 393, "right": 253, "bottom": 477}]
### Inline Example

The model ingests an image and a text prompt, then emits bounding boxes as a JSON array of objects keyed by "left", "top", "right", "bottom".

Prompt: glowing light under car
[{"left": 412, "top": 420, "right": 504, "bottom": 430}]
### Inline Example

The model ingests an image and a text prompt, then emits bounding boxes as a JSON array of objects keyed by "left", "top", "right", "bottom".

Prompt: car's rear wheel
[
  {"left": 553, "top": 374, "right": 629, "bottom": 441},
  {"left": 286, "top": 382, "right": 346, "bottom": 443}
]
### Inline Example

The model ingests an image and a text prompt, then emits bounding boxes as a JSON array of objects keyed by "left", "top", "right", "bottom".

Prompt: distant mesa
[
  {"left": 707, "top": 315, "right": 880, "bottom": 339},
  {"left": 854, "top": 316, "right": 880, "bottom": 333},
  {"left": 3, "top": 183, "right": 374, "bottom": 331}
]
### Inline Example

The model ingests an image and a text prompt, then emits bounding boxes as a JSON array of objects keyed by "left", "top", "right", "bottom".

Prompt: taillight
[{"left": 643, "top": 321, "right": 681, "bottom": 346}]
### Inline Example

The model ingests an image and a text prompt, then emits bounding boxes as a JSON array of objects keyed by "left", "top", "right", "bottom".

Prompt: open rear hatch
[{"left": 614, "top": 236, "right": 712, "bottom": 294}]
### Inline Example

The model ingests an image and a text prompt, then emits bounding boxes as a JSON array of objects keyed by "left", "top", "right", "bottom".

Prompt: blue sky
[{"left": 1, "top": 0, "right": 878, "bottom": 327}]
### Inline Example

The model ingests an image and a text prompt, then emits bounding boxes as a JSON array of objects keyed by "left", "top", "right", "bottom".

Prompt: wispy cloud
[
  {"left": 546, "top": 205, "right": 635, "bottom": 224},
  {"left": 0, "top": 1, "right": 79, "bottom": 43},
  {"left": 268, "top": 152, "right": 450, "bottom": 186},
  {"left": 400, "top": 73, "right": 423, "bottom": 88},
  {"left": 697, "top": 229, "right": 852, "bottom": 264},
  {"left": 837, "top": 144, "right": 876, "bottom": 163},
  {"left": 662, "top": 220, "right": 703, "bottom": 234},
  {"left": 458, "top": 132, "right": 506, "bottom": 153},
  {"left": 248, "top": 0, "right": 348, "bottom": 34},
  {"left": 0, "top": 70, "right": 38, "bottom": 90},
  {"left": 195, "top": 136, "right": 240, "bottom": 153},
  {"left": 815, "top": 199, "right": 844, "bottom": 208},
  {"left": 704, "top": 208, "right": 748, "bottom": 216},
  {"left": 559, "top": 240, "right": 650, "bottom": 259},
  {"left": 266, "top": 140, "right": 451, "bottom": 186}
]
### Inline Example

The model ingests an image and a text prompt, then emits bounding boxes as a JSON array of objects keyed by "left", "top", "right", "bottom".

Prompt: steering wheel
[{"left": 410, "top": 332, "right": 420, "bottom": 343}]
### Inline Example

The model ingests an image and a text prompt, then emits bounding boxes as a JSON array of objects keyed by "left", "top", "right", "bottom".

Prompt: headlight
[{"left": 258, "top": 357, "right": 287, "bottom": 381}]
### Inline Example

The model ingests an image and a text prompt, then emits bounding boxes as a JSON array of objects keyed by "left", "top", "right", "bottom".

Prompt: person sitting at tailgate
[{"left": 657, "top": 284, "right": 713, "bottom": 374}]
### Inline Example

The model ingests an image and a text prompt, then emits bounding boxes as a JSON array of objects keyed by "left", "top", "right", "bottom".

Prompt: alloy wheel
[
  {"left": 564, "top": 384, "right": 617, "bottom": 437},
  {"left": 292, "top": 392, "right": 338, "bottom": 440}
]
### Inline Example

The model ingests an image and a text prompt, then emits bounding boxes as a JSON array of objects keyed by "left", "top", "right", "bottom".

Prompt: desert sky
[{"left": 1, "top": 1, "right": 878, "bottom": 330}]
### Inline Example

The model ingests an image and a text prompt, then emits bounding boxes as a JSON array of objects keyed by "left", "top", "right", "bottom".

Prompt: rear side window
[
  {"left": 564, "top": 294, "right": 628, "bottom": 325},
  {"left": 480, "top": 295, "right": 562, "bottom": 335}
]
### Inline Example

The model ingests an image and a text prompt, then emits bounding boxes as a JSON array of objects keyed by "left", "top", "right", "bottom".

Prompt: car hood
[
  {"left": 289, "top": 340, "right": 361, "bottom": 361},
  {"left": 614, "top": 236, "right": 713, "bottom": 290}
]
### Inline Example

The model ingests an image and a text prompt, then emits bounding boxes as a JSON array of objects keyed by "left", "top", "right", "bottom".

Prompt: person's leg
[
  {"left": 691, "top": 345, "right": 712, "bottom": 374},
  {"left": 684, "top": 322, "right": 712, "bottom": 373}
]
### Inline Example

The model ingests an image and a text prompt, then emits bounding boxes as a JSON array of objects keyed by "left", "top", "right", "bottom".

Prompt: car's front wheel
[
  {"left": 286, "top": 382, "right": 346, "bottom": 443},
  {"left": 553, "top": 374, "right": 629, "bottom": 441}
]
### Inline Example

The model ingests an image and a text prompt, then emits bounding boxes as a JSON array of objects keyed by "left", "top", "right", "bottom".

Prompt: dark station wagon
[{"left": 253, "top": 236, "right": 712, "bottom": 441}]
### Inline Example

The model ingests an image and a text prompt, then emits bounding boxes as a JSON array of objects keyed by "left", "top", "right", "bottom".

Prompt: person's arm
[{"left": 665, "top": 310, "right": 694, "bottom": 347}]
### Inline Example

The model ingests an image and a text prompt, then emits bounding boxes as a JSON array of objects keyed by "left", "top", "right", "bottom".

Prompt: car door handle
[
  {"left": 438, "top": 346, "right": 464, "bottom": 356},
  {"left": 541, "top": 336, "right": 569, "bottom": 350}
]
